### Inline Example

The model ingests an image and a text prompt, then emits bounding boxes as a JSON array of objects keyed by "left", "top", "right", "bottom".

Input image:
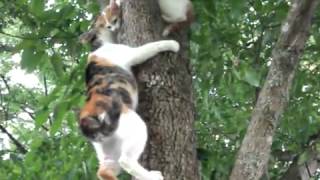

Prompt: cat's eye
[
  {"left": 106, "top": 25, "right": 112, "bottom": 29},
  {"left": 112, "top": 18, "right": 118, "bottom": 24}
]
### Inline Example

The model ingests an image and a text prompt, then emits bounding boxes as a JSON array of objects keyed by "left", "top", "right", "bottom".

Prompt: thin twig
[{"left": 0, "top": 123, "right": 27, "bottom": 154}]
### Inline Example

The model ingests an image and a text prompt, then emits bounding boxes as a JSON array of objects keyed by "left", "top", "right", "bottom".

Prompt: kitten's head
[
  {"left": 95, "top": 0, "right": 121, "bottom": 32},
  {"left": 79, "top": 0, "right": 121, "bottom": 49}
]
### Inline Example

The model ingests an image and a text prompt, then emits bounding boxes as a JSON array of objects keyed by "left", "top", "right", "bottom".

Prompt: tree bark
[
  {"left": 280, "top": 154, "right": 318, "bottom": 180},
  {"left": 229, "top": 1, "right": 319, "bottom": 180},
  {"left": 118, "top": 0, "right": 199, "bottom": 180},
  {"left": 280, "top": 132, "right": 320, "bottom": 180}
]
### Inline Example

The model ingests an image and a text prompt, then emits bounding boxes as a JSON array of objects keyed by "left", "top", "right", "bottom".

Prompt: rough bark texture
[
  {"left": 117, "top": 0, "right": 199, "bottom": 180},
  {"left": 229, "top": 1, "right": 319, "bottom": 180},
  {"left": 280, "top": 154, "right": 318, "bottom": 180},
  {"left": 280, "top": 132, "right": 320, "bottom": 180}
]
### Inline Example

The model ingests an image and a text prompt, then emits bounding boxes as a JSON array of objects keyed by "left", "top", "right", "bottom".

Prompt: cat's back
[{"left": 85, "top": 54, "right": 138, "bottom": 110}]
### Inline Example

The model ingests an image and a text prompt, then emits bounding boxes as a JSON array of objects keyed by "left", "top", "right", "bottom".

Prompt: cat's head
[
  {"left": 95, "top": 0, "right": 121, "bottom": 32},
  {"left": 79, "top": 89, "right": 120, "bottom": 142},
  {"left": 79, "top": 0, "right": 120, "bottom": 48}
]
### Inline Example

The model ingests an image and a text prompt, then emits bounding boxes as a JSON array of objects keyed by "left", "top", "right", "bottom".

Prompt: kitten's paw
[
  {"left": 168, "top": 40, "right": 180, "bottom": 53},
  {"left": 148, "top": 170, "right": 164, "bottom": 180}
]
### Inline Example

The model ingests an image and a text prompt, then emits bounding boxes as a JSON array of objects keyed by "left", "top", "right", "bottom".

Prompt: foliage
[
  {"left": 192, "top": 0, "right": 320, "bottom": 179},
  {"left": 0, "top": 0, "right": 319, "bottom": 180},
  {"left": 0, "top": 0, "right": 99, "bottom": 179}
]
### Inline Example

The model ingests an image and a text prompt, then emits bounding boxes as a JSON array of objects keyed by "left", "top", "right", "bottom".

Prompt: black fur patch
[{"left": 85, "top": 61, "right": 136, "bottom": 89}]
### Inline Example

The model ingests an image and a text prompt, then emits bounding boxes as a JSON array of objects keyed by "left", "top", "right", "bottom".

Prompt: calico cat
[
  {"left": 79, "top": 39, "right": 180, "bottom": 180},
  {"left": 158, "top": 0, "right": 194, "bottom": 36},
  {"left": 79, "top": 0, "right": 121, "bottom": 48}
]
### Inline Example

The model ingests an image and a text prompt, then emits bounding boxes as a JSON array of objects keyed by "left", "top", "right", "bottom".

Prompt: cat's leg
[
  {"left": 119, "top": 156, "right": 163, "bottom": 180},
  {"left": 117, "top": 110, "right": 163, "bottom": 180},
  {"left": 93, "top": 143, "right": 121, "bottom": 180},
  {"left": 126, "top": 40, "right": 180, "bottom": 67}
]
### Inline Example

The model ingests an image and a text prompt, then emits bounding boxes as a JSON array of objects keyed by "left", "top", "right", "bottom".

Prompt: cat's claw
[
  {"left": 147, "top": 170, "right": 164, "bottom": 180},
  {"left": 162, "top": 28, "right": 171, "bottom": 37}
]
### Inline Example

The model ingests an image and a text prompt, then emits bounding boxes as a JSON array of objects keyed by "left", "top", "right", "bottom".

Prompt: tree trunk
[
  {"left": 229, "top": 1, "right": 319, "bottom": 180},
  {"left": 118, "top": 0, "right": 200, "bottom": 180}
]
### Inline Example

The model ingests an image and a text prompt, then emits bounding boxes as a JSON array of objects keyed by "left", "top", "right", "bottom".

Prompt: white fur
[
  {"left": 90, "top": 40, "right": 180, "bottom": 71},
  {"left": 98, "top": 30, "right": 115, "bottom": 43},
  {"left": 115, "top": 0, "right": 121, "bottom": 6},
  {"left": 158, "top": 0, "right": 190, "bottom": 23},
  {"left": 93, "top": 110, "right": 163, "bottom": 180}
]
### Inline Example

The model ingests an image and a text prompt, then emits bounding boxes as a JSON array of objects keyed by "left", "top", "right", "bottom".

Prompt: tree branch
[
  {"left": 0, "top": 44, "right": 15, "bottom": 52},
  {"left": 0, "top": 123, "right": 27, "bottom": 154},
  {"left": 230, "top": 0, "right": 320, "bottom": 180},
  {"left": 0, "top": 29, "right": 78, "bottom": 40},
  {"left": 0, "top": 74, "right": 49, "bottom": 131}
]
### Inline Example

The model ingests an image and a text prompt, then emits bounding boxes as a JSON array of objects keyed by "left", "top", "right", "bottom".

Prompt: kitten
[
  {"left": 80, "top": 0, "right": 194, "bottom": 44},
  {"left": 79, "top": 39, "right": 180, "bottom": 180},
  {"left": 158, "top": 0, "right": 194, "bottom": 36},
  {"left": 79, "top": 0, "right": 121, "bottom": 49}
]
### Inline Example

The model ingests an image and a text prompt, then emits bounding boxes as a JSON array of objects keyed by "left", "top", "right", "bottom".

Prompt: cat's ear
[{"left": 110, "top": 0, "right": 120, "bottom": 12}]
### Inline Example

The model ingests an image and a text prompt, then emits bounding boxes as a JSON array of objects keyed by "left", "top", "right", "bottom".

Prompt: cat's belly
[
  {"left": 93, "top": 135, "right": 123, "bottom": 175},
  {"left": 100, "top": 136, "right": 122, "bottom": 161}
]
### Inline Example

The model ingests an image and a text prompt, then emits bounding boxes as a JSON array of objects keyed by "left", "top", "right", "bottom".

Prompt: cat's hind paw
[{"left": 147, "top": 170, "right": 164, "bottom": 180}]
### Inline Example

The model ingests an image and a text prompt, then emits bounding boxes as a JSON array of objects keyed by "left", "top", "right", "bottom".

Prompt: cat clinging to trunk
[{"left": 79, "top": 7, "right": 181, "bottom": 179}]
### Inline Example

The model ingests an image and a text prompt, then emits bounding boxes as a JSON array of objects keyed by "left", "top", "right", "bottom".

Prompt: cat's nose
[
  {"left": 79, "top": 117, "right": 91, "bottom": 127},
  {"left": 80, "top": 116, "right": 102, "bottom": 129}
]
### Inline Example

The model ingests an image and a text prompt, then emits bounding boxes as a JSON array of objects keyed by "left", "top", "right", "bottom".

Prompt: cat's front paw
[
  {"left": 147, "top": 170, "right": 164, "bottom": 180},
  {"left": 168, "top": 40, "right": 180, "bottom": 53}
]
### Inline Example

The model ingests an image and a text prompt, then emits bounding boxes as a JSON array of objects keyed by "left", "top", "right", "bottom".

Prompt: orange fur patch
[
  {"left": 88, "top": 54, "right": 114, "bottom": 67},
  {"left": 80, "top": 92, "right": 108, "bottom": 120}
]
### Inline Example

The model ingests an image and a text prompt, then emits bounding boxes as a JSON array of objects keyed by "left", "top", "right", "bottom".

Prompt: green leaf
[
  {"left": 30, "top": 0, "right": 45, "bottom": 17},
  {"left": 21, "top": 48, "right": 43, "bottom": 72},
  {"left": 297, "top": 151, "right": 309, "bottom": 165},
  {"left": 50, "top": 54, "right": 64, "bottom": 77},
  {"left": 60, "top": 5, "right": 76, "bottom": 19},
  {"left": 15, "top": 39, "right": 36, "bottom": 51},
  {"left": 50, "top": 102, "right": 69, "bottom": 134},
  {"left": 35, "top": 109, "right": 50, "bottom": 127},
  {"left": 243, "top": 69, "right": 260, "bottom": 87}
]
